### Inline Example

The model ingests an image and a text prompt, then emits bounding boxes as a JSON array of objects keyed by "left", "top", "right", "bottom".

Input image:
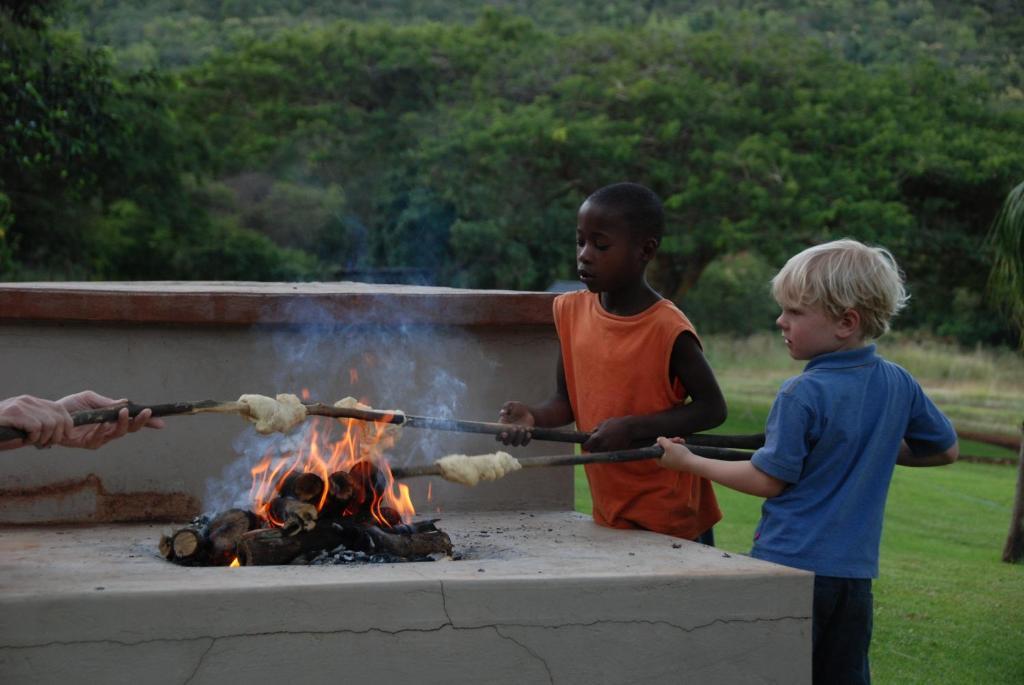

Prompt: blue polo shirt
[{"left": 750, "top": 344, "right": 956, "bottom": 578}]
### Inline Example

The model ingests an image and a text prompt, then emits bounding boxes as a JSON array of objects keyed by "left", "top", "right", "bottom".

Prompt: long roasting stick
[
  {"left": 0, "top": 399, "right": 766, "bottom": 449},
  {"left": 302, "top": 403, "right": 765, "bottom": 449},
  {"left": 0, "top": 400, "right": 245, "bottom": 442},
  {"left": 390, "top": 443, "right": 751, "bottom": 480}
]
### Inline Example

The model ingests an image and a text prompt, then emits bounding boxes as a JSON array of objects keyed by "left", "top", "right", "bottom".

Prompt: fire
[
  {"left": 248, "top": 402, "right": 415, "bottom": 528},
  {"left": 229, "top": 557, "right": 240, "bottom": 567}
]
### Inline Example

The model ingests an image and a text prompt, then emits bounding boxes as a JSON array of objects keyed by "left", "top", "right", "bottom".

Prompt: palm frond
[{"left": 987, "top": 181, "right": 1024, "bottom": 349}]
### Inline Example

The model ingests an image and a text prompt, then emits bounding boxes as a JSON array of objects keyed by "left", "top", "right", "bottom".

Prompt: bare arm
[
  {"left": 497, "top": 351, "right": 575, "bottom": 446},
  {"left": 896, "top": 439, "right": 959, "bottom": 467},
  {"left": 584, "top": 332, "right": 728, "bottom": 452},
  {"left": 657, "top": 437, "right": 787, "bottom": 498}
]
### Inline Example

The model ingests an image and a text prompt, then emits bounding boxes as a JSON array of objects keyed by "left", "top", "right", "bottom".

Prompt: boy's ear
[
  {"left": 639, "top": 236, "right": 660, "bottom": 262},
  {"left": 836, "top": 308, "right": 862, "bottom": 339}
]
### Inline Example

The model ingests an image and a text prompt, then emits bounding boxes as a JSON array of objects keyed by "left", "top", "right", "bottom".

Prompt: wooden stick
[
  {"left": 0, "top": 397, "right": 766, "bottom": 450},
  {"left": 0, "top": 399, "right": 244, "bottom": 442},
  {"left": 303, "top": 403, "right": 765, "bottom": 448},
  {"left": 390, "top": 443, "right": 751, "bottom": 480}
]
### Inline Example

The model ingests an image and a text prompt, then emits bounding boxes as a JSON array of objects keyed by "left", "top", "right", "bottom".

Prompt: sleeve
[
  {"left": 904, "top": 380, "right": 957, "bottom": 456},
  {"left": 750, "top": 384, "right": 815, "bottom": 484}
]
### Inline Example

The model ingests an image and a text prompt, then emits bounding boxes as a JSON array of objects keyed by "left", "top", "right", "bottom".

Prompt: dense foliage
[{"left": 2, "top": 1, "right": 1023, "bottom": 344}]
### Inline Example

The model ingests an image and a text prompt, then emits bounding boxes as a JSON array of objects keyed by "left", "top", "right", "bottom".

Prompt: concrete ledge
[
  {"left": 0, "top": 512, "right": 812, "bottom": 684},
  {"left": 0, "top": 282, "right": 556, "bottom": 326}
]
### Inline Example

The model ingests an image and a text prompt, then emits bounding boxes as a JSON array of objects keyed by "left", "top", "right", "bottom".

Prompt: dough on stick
[
  {"left": 436, "top": 451, "right": 521, "bottom": 486},
  {"left": 334, "top": 396, "right": 404, "bottom": 446},
  {"left": 238, "top": 393, "right": 307, "bottom": 434}
]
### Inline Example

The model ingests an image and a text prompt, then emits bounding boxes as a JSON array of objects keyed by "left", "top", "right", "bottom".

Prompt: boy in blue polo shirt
[{"left": 657, "top": 239, "right": 958, "bottom": 684}]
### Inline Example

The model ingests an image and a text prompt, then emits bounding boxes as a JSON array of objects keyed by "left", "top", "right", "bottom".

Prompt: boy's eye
[{"left": 594, "top": 242, "right": 610, "bottom": 251}]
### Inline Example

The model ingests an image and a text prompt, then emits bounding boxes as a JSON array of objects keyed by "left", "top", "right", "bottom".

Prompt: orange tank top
[{"left": 553, "top": 290, "right": 721, "bottom": 540}]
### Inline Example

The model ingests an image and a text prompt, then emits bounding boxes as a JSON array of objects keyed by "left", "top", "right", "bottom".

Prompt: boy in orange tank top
[{"left": 497, "top": 182, "right": 727, "bottom": 543}]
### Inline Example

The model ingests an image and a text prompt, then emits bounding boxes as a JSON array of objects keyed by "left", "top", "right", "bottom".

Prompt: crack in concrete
[
  {"left": 438, "top": 579, "right": 455, "bottom": 627},
  {"left": 183, "top": 637, "right": 215, "bottom": 685},
  {"left": 0, "top": 614, "right": 805, "bottom": 652},
  {"left": 492, "top": 626, "right": 554, "bottom": 684}
]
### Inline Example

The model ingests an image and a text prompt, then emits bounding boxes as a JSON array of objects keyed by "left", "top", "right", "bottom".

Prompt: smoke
[{"left": 203, "top": 290, "right": 474, "bottom": 513}]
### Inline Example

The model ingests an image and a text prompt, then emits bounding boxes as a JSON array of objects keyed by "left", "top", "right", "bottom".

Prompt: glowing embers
[{"left": 159, "top": 409, "right": 451, "bottom": 566}]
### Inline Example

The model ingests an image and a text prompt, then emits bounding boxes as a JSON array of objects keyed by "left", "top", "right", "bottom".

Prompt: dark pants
[
  {"left": 693, "top": 527, "right": 715, "bottom": 546},
  {"left": 813, "top": 575, "right": 873, "bottom": 685}
]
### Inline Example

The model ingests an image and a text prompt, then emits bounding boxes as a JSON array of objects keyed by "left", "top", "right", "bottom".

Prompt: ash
[{"left": 304, "top": 545, "right": 452, "bottom": 565}]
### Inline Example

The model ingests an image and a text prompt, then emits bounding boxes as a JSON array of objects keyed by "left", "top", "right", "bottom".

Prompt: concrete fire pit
[{"left": 0, "top": 283, "right": 811, "bottom": 683}]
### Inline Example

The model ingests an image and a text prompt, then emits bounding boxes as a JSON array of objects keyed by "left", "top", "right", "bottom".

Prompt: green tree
[{"left": 1, "top": 4, "right": 321, "bottom": 280}]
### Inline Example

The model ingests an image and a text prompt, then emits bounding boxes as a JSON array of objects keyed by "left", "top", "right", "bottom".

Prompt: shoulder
[
  {"left": 654, "top": 299, "right": 699, "bottom": 340},
  {"left": 553, "top": 290, "right": 592, "bottom": 331},
  {"left": 776, "top": 372, "right": 825, "bottom": 411},
  {"left": 554, "top": 290, "right": 590, "bottom": 312}
]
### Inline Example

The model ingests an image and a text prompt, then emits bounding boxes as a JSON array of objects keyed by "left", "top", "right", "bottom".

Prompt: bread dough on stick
[
  {"left": 436, "top": 451, "right": 521, "bottom": 486},
  {"left": 238, "top": 393, "right": 307, "bottom": 434},
  {"left": 333, "top": 396, "right": 404, "bottom": 446}
]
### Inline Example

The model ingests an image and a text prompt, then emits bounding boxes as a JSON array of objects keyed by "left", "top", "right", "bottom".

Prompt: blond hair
[{"left": 771, "top": 239, "right": 909, "bottom": 339}]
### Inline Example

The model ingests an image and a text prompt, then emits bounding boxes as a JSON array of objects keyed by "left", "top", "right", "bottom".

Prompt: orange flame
[
  {"left": 229, "top": 557, "right": 240, "bottom": 567},
  {"left": 248, "top": 406, "right": 415, "bottom": 528}
]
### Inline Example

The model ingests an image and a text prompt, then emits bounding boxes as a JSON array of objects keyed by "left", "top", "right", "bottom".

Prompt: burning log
[
  {"left": 278, "top": 472, "right": 325, "bottom": 504},
  {"left": 268, "top": 497, "right": 317, "bottom": 535},
  {"left": 236, "top": 521, "right": 362, "bottom": 566},
  {"left": 207, "top": 509, "right": 259, "bottom": 565},
  {"left": 235, "top": 519, "right": 453, "bottom": 566},
  {"left": 160, "top": 509, "right": 259, "bottom": 566},
  {"left": 319, "top": 471, "right": 356, "bottom": 519}
]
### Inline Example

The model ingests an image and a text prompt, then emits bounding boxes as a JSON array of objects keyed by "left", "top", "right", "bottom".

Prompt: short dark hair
[{"left": 585, "top": 182, "right": 665, "bottom": 242}]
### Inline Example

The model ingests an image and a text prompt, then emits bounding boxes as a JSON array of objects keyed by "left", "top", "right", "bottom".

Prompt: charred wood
[
  {"left": 207, "top": 508, "right": 259, "bottom": 565},
  {"left": 268, "top": 497, "right": 318, "bottom": 535},
  {"left": 365, "top": 525, "right": 452, "bottom": 558},
  {"left": 278, "top": 472, "right": 325, "bottom": 503}
]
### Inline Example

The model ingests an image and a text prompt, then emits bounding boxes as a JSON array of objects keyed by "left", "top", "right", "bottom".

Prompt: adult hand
[
  {"left": 496, "top": 401, "right": 536, "bottom": 446},
  {"left": 583, "top": 416, "right": 634, "bottom": 452},
  {"left": 57, "top": 391, "right": 165, "bottom": 449},
  {"left": 0, "top": 395, "right": 72, "bottom": 449}
]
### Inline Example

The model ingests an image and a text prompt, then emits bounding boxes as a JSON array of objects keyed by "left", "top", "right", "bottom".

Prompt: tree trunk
[{"left": 1002, "top": 422, "right": 1024, "bottom": 564}]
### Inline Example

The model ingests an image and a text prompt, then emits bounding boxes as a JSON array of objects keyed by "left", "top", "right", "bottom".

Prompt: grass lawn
[
  {"left": 573, "top": 336, "right": 1024, "bottom": 682},
  {"left": 574, "top": 460, "right": 1024, "bottom": 682}
]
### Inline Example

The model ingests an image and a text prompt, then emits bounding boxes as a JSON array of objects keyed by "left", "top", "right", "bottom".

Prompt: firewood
[
  {"left": 365, "top": 525, "right": 452, "bottom": 558},
  {"left": 206, "top": 508, "right": 258, "bottom": 565},
  {"left": 170, "top": 528, "right": 206, "bottom": 562},
  {"left": 268, "top": 497, "right": 317, "bottom": 535},
  {"left": 235, "top": 519, "right": 449, "bottom": 566},
  {"left": 158, "top": 533, "right": 173, "bottom": 559},
  {"left": 319, "top": 471, "right": 356, "bottom": 518},
  {"left": 347, "top": 461, "right": 385, "bottom": 512},
  {"left": 328, "top": 471, "right": 355, "bottom": 502},
  {"left": 278, "top": 472, "right": 325, "bottom": 503},
  {"left": 236, "top": 522, "right": 361, "bottom": 566}
]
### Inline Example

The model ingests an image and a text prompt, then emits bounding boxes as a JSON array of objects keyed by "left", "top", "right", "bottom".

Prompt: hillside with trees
[{"left": 3, "top": 1, "right": 1023, "bottom": 344}]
